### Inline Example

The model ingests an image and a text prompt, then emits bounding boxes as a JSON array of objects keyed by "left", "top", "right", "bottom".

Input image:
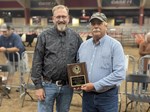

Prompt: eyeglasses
[{"left": 54, "top": 16, "right": 68, "bottom": 20}]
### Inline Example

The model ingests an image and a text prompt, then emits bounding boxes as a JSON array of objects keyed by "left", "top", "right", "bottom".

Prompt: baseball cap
[
  {"left": 0, "top": 24, "right": 10, "bottom": 31},
  {"left": 89, "top": 12, "right": 107, "bottom": 22}
]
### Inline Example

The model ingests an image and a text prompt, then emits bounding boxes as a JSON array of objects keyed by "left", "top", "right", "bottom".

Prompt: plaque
[{"left": 67, "top": 62, "right": 89, "bottom": 87}]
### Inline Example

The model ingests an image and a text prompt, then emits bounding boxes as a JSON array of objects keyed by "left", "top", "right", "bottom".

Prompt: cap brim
[
  {"left": 0, "top": 29, "right": 7, "bottom": 31},
  {"left": 89, "top": 17, "right": 104, "bottom": 22}
]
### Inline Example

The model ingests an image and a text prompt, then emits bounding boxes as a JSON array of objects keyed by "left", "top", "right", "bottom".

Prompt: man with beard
[
  {"left": 31, "top": 5, "right": 82, "bottom": 112},
  {"left": 77, "top": 12, "right": 125, "bottom": 112}
]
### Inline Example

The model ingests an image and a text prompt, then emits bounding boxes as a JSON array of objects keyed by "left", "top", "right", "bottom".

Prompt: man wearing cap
[
  {"left": 0, "top": 23, "right": 25, "bottom": 93},
  {"left": 77, "top": 12, "right": 125, "bottom": 112}
]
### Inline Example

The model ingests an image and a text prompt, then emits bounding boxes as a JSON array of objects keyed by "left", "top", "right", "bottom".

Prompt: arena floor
[{"left": 0, "top": 46, "right": 146, "bottom": 112}]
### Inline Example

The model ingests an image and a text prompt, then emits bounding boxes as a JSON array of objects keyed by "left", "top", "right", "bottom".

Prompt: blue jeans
[
  {"left": 38, "top": 82, "right": 73, "bottom": 112},
  {"left": 82, "top": 87, "right": 118, "bottom": 112}
]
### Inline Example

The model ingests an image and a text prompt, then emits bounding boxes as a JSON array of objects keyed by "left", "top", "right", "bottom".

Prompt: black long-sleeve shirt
[{"left": 31, "top": 27, "right": 83, "bottom": 89}]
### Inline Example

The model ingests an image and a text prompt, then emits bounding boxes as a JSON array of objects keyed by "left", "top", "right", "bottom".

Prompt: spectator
[
  {"left": 0, "top": 23, "right": 25, "bottom": 93},
  {"left": 139, "top": 32, "right": 150, "bottom": 90}
]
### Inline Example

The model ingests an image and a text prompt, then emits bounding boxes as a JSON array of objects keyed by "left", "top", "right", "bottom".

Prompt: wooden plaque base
[{"left": 67, "top": 62, "right": 88, "bottom": 87}]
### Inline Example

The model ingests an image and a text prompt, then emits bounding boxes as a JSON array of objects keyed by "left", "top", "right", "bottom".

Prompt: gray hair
[
  {"left": 145, "top": 32, "right": 150, "bottom": 42},
  {"left": 52, "top": 5, "right": 69, "bottom": 15}
]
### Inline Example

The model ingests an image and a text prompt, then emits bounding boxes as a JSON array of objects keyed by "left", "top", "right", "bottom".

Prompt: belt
[
  {"left": 43, "top": 77, "right": 68, "bottom": 86},
  {"left": 52, "top": 80, "right": 68, "bottom": 86}
]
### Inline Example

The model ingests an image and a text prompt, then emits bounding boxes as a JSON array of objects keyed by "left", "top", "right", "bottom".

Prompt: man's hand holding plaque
[{"left": 67, "top": 62, "right": 89, "bottom": 88}]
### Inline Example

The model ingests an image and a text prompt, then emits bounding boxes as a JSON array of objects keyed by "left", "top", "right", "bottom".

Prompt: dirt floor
[{"left": 0, "top": 45, "right": 147, "bottom": 112}]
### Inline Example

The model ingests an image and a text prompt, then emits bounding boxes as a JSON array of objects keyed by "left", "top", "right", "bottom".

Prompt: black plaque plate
[{"left": 67, "top": 62, "right": 88, "bottom": 87}]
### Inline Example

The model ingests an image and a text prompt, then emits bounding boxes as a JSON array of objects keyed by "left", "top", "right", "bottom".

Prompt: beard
[{"left": 57, "top": 23, "right": 67, "bottom": 32}]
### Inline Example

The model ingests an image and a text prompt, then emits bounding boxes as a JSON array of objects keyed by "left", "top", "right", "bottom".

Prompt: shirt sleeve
[{"left": 31, "top": 33, "right": 45, "bottom": 89}]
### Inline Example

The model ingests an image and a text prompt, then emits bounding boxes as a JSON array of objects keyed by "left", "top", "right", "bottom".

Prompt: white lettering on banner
[{"left": 38, "top": 2, "right": 56, "bottom": 7}]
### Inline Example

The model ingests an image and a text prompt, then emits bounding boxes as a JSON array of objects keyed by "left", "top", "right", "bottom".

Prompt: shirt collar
[
  {"left": 92, "top": 34, "right": 107, "bottom": 46},
  {"left": 99, "top": 34, "right": 107, "bottom": 45}
]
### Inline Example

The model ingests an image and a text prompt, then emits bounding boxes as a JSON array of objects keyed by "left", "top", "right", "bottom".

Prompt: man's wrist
[{"left": 5, "top": 48, "right": 8, "bottom": 52}]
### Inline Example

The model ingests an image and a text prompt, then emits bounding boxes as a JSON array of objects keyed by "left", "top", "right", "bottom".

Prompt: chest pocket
[{"left": 101, "top": 55, "right": 112, "bottom": 69}]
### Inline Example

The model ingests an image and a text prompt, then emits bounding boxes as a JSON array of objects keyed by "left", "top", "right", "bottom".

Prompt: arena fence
[{"left": 1, "top": 25, "right": 149, "bottom": 47}]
